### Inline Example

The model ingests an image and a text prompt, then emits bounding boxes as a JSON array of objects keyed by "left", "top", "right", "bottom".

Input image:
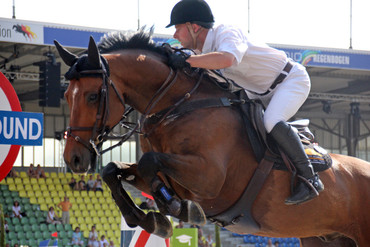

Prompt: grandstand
[{"left": 1, "top": 172, "right": 122, "bottom": 247}]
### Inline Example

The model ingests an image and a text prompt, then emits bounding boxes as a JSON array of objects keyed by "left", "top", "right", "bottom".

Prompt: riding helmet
[{"left": 166, "top": 0, "right": 214, "bottom": 28}]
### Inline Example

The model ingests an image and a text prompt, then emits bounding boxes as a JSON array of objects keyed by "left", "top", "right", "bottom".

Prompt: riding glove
[{"left": 168, "top": 52, "right": 191, "bottom": 70}]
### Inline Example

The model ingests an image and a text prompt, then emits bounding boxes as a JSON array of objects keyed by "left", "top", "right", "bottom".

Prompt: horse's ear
[
  {"left": 87, "top": 36, "right": 101, "bottom": 68},
  {"left": 54, "top": 40, "right": 78, "bottom": 67}
]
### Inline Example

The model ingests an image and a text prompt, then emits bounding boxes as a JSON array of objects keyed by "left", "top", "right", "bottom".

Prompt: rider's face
[{"left": 174, "top": 24, "right": 193, "bottom": 48}]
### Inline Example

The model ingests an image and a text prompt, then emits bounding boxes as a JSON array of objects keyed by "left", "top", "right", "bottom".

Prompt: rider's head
[{"left": 166, "top": 0, "right": 214, "bottom": 29}]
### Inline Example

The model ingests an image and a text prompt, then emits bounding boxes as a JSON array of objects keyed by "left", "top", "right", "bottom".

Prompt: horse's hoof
[
  {"left": 180, "top": 200, "right": 207, "bottom": 226},
  {"left": 145, "top": 212, "right": 173, "bottom": 239}
]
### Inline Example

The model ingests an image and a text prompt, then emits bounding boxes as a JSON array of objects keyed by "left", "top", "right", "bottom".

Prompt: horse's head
[{"left": 55, "top": 37, "right": 125, "bottom": 173}]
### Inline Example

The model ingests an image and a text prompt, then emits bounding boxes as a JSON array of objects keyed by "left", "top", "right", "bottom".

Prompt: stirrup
[{"left": 285, "top": 174, "right": 324, "bottom": 205}]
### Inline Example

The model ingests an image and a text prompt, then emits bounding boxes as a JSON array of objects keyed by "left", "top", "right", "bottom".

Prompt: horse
[{"left": 55, "top": 30, "right": 370, "bottom": 246}]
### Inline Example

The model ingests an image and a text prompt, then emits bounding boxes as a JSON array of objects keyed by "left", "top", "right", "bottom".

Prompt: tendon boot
[{"left": 270, "top": 121, "right": 324, "bottom": 205}]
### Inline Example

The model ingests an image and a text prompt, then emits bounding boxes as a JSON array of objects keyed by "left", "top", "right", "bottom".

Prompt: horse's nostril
[{"left": 72, "top": 155, "right": 80, "bottom": 167}]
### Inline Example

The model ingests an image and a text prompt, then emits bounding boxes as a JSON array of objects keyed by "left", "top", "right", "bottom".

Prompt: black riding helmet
[{"left": 166, "top": 0, "right": 214, "bottom": 28}]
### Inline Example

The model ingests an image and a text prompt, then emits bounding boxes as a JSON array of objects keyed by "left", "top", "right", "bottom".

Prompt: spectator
[
  {"left": 78, "top": 175, "right": 86, "bottom": 191},
  {"left": 13, "top": 244, "right": 19, "bottom": 247},
  {"left": 274, "top": 241, "right": 280, "bottom": 247},
  {"left": 46, "top": 207, "right": 61, "bottom": 225},
  {"left": 86, "top": 175, "right": 96, "bottom": 191},
  {"left": 57, "top": 196, "right": 72, "bottom": 224},
  {"left": 6, "top": 169, "right": 18, "bottom": 178},
  {"left": 35, "top": 164, "right": 47, "bottom": 178},
  {"left": 197, "top": 228, "right": 206, "bottom": 247},
  {"left": 5, "top": 243, "right": 10, "bottom": 247},
  {"left": 69, "top": 177, "right": 78, "bottom": 190},
  {"left": 108, "top": 240, "right": 115, "bottom": 247},
  {"left": 175, "top": 220, "right": 184, "bottom": 228},
  {"left": 87, "top": 225, "right": 99, "bottom": 247},
  {"left": 99, "top": 235, "right": 109, "bottom": 247},
  {"left": 12, "top": 201, "right": 24, "bottom": 219},
  {"left": 267, "top": 239, "right": 274, "bottom": 247},
  {"left": 4, "top": 220, "right": 9, "bottom": 233},
  {"left": 72, "top": 227, "right": 84, "bottom": 246},
  {"left": 205, "top": 234, "right": 214, "bottom": 247},
  {"left": 93, "top": 174, "right": 103, "bottom": 192},
  {"left": 27, "top": 163, "right": 37, "bottom": 178}
]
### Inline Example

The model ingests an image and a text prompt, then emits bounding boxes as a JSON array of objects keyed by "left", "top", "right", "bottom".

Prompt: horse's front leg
[
  {"left": 102, "top": 161, "right": 173, "bottom": 238},
  {"left": 137, "top": 152, "right": 207, "bottom": 225}
]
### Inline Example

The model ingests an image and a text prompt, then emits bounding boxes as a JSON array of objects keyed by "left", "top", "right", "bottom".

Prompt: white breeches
[{"left": 246, "top": 62, "right": 311, "bottom": 133}]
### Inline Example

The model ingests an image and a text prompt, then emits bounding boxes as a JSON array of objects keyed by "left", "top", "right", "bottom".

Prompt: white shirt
[
  {"left": 12, "top": 205, "right": 22, "bottom": 217},
  {"left": 202, "top": 24, "right": 288, "bottom": 94}
]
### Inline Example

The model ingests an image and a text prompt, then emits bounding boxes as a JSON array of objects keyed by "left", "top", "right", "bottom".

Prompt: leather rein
[{"left": 66, "top": 61, "right": 204, "bottom": 157}]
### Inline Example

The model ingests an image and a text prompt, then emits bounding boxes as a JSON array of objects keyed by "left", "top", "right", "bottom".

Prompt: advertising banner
[{"left": 172, "top": 228, "right": 198, "bottom": 247}]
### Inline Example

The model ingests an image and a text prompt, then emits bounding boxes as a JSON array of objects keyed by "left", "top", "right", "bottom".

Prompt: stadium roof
[{"left": 1, "top": 17, "right": 370, "bottom": 117}]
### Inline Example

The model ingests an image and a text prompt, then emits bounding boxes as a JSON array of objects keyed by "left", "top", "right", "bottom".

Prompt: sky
[{"left": 1, "top": 0, "right": 370, "bottom": 51}]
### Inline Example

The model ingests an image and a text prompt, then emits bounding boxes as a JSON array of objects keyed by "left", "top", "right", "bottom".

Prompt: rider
[{"left": 166, "top": 0, "right": 324, "bottom": 205}]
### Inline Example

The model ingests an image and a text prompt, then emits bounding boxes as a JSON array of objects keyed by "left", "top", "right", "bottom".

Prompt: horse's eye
[{"left": 88, "top": 93, "right": 99, "bottom": 103}]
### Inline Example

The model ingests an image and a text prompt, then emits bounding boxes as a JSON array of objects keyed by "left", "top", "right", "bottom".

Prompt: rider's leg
[
  {"left": 270, "top": 121, "right": 324, "bottom": 205},
  {"left": 260, "top": 62, "right": 323, "bottom": 205}
]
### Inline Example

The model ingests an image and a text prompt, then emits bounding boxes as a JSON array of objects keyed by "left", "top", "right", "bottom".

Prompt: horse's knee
[
  {"left": 138, "top": 152, "right": 162, "bottom": 180},
  {"left": 102, "top": 162, "right": 120, "bottom": 184}
]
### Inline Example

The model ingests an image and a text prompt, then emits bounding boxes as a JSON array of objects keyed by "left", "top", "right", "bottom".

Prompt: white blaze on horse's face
[{"left": 137, "top": 54, "right": 146, "bottom": 62}]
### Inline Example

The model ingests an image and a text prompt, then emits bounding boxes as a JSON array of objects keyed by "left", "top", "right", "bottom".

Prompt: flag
[
  {"left": 51, "top": 232, "right": 58, "bottom": 238},
  {"left": 39, "top": 239, "right": 58, "bottom": 247},
  {"left": 141, "top": 192, "right": 154, "bottom": 200},
  {"left": 39, "top": 239, "right": 50, "bottom": 247}
]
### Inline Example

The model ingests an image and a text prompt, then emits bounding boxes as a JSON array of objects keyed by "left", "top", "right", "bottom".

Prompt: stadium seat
[
  {"left": 34, "top": 189, "right": 42, "bottom": 197},
  {"left": 16, "top": 183, "right": 24, "bottom": 191},
  {"left": 30, "top": 178, "right": 37, "bottom": 185},
  {"left": 31, "top": 224, "right": 40, "bottom": 232},
  {"left": 64, "top": 224, "right": 72, "bottom": 232},
  {"left": 6, "top": 178, "right": 15, "bottom": 184},
  {"left": 42, "top": 231, "right": 51, "bottom": 239},
  {"left": 19, "top": 171, "right": 27, "bottom": 178},
  {"left": 17, "top": 231, "right": 26, "bottom": 240},
  {"left": 79, "top": 204, "right": 86, "bottom": 211},
  {"left": 50, "top": 172, "right": 58, "bottom": 178},
  {"left": 28, "top": 239, "right": 37, "bottom": 247},
  {"left": 8, "top": 184, "right": 16, "bottom": 191},
  {"left": 11, "top": 217, "right": 20, "bottom": 225},
  {"left": 48, "top": 224, "right": 56, "bottom": 232},
  {"left": 26, "top": 231, "right": 34, "bottom": 240},
  {"left": 38, "top": 178, "right": 45, "bottom": 185},
  {"left": 86, "top": 204, "right": 94, "bottom": 211},
  {"left": 46, "top": 178, "right": 55, "bottom": 185},
  {"left": 34, "top": 231, "right": 43, "bottom": 239}
]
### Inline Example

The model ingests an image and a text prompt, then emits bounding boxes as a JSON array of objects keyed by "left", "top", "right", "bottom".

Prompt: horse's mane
[
  {"left": 97, "top": 28, "right": 237, "bottom": 92},
  {"left": 98, "top": 27, "right": 168, "bottom": 57}
]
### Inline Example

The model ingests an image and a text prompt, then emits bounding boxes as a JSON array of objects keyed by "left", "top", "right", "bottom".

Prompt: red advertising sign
[{"left": 0, "top": 72, "right": 22, "bottom": 181}]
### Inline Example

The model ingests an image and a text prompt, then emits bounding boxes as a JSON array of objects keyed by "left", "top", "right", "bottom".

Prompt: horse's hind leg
[{"left": 102, "top": 161, "right": 173, "bottom": 238}]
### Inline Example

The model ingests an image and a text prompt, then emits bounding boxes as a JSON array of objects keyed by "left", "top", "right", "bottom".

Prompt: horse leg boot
[
  {"left": 102, "top": 162, "right": 173, "bottom": 238},
  {"left": 138, "top": 152, "right": 206, "bottom": 225},
  {"left": 270, "top": 121, "right": 324, "bottom": 205},
  {"left": 151, "top": 176, "right": 206, "bottom": 225}
]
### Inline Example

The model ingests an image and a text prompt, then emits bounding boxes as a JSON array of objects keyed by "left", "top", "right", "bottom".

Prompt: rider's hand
[{"left": 168, "top": 52, "right": 191, "bottom": 70}]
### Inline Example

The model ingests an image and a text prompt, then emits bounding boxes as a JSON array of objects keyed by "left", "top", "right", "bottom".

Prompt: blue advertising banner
[
  {"left": 282, "top": 48, "right": 370, "bottom": 70},
  {"left": 0, "top": 111, "right": 44, "bottom": 146}
]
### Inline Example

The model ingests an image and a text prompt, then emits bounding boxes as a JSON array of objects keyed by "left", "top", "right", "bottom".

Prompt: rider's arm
[{"left": 187, "top": 51, "right": 235, "bottom": 70}]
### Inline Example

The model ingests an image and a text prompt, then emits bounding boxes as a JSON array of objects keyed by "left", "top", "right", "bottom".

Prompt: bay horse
[{"left": 55, "top": 30, "right": 370, "bottom": 246}]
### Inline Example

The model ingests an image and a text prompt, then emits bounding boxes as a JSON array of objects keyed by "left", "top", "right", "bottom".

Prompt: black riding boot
[{"left": 270, "top": 121, "right": 324, "bottom": 205}]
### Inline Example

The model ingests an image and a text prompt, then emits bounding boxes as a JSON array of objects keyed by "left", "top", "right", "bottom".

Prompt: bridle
[{"left": 66, "top": 54, "right": 203, "bottom": 157}]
